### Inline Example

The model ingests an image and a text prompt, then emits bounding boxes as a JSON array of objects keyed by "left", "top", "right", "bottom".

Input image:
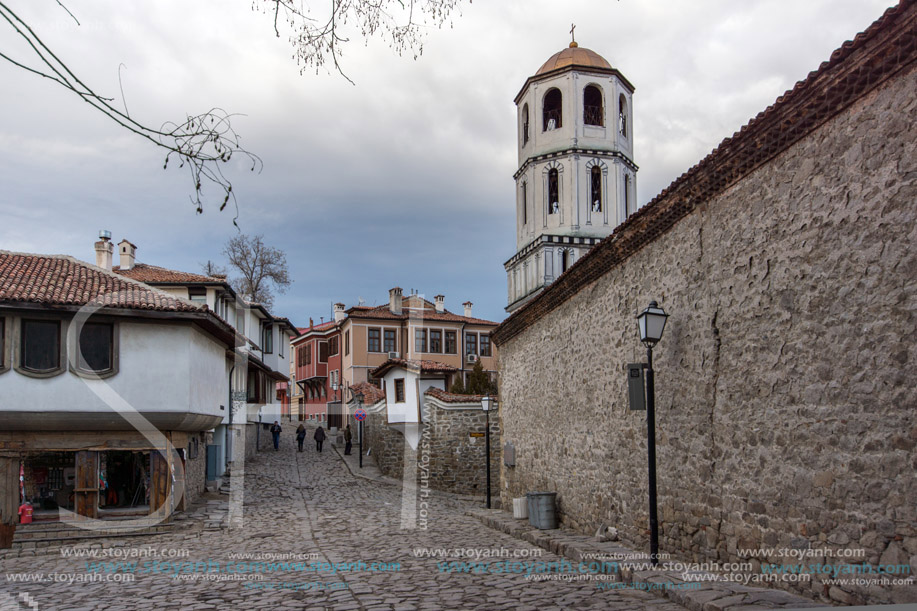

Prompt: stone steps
[{"left": 12, "top": 520, "right": 174, "bottom": 548}]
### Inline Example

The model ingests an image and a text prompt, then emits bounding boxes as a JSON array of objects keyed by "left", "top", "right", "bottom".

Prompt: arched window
[
  {"left": 522, "top": 104, "right": 530, "bottom": 145},
  {"left": 584, "top": 85, "right": 603, "bottom": 126},
  {"left": 560, "top": 250, "right": 569, "bottom": 273},
  {"left": 543, "top": 88, "right": 562, "bottom": 131},
  {"left": 547, "top": 169, "right": 559, "bottom": 214},
  {"left": 618, "top": 94, "right": 628, "bottom": 137},
  {"left": 590, "top": 166, "right": 602, "bottom": 212},
  {"left": 624, "top": 174, "right": 631, "bottom": 215},
  {"left": 521, "top": 181, "right": 527, "bottom": 225}
]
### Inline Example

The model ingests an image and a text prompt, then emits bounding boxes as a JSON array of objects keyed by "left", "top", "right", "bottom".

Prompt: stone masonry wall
[
  {"left": 367, "top": 403, "right": 501, "bottom": 497},
  {"left": 183, "top": 431, "right": 207, "bottom": 506},
  {"left": 498, "top": 63, "right": 917, "bottom": 606}
]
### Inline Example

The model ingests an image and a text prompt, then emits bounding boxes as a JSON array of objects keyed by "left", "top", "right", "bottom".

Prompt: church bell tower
[{"left": 505, "top": 38, "right": 638, "bottom": 312}]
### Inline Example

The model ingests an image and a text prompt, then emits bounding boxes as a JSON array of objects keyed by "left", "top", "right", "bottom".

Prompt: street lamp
[
  {"left": 481, "top": 395, "right": 496, "bottom": 509},
  {"left": 636, "top": 300, "right": 669, "bottom": 566},
  {"left": 352, "top": 390, "right": 365, "bottom": 469}
]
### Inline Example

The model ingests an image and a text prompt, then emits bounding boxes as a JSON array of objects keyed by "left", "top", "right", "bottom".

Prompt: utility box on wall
[
  {"left": 627, "top": 363, "right": 646, "bottom": 411},
  {"left": 504, "top": 442, "right": 516, "bottom": 467}
]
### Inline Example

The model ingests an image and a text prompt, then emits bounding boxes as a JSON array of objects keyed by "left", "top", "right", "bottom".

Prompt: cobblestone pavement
[{"left": 0, "top": 433, "right": 688, "bottom": 610}]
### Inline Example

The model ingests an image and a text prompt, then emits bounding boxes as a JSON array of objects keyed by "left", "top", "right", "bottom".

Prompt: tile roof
[
  {"left": 347, "top": 304, "right": 499, "bottom": 326},
  {"left": 424, "top": 387, "right": 489, "bottom": 404},
  {"left": 112, "top": 263, "right": 226, "bottom": 285},
  {"left": 349, "top": 382, "right": 385, "bottom": 405},
  {"left": 0, "top": 251, "right": 212, "bottom": 313},
  {"left": 370, "top": 358, "right": 458, "bottom": 378},
  {"left": 493, "top": 0, "right": 917, "bottom": 346}
]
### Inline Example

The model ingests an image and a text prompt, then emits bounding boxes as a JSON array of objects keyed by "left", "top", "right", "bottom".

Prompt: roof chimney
[
  {"left": 434, "top": 295, "right": 445, "bottom": 314},
  {"left": 334, "top": 303, "right": 346, "bottom": 323},
  {"left": 118, "top": 239, "right": 137, "bottom": 271},
  {"left": 463, "top": 301, "right": 473, "bottom": 318},
  {"left": 389, "top": 287, "right": 403, "bottom": 315},
  {"left": 94, "top": 230, "right": 113, "bottom": 271}
]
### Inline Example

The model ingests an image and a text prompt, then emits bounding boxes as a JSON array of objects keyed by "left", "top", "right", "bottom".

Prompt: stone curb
[{"left": 467, "top": 508, "right": 827, "bottom": 611}]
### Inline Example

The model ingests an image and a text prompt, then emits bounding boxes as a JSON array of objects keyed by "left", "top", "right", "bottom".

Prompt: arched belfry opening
[
  {"left": 543, "top": 88, "right": 562, "bottom": 131},
  {"left": 584, "top": 85, "right": 603, "bottom": 126},
  {"left": 618, "top": 94, "right": 628, "bottom": 137},
  {"left": 522, "top": 104, "right": 530, "bottom": 145}
]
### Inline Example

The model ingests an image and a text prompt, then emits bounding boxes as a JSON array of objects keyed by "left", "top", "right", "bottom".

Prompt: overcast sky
[{"left": 0, "top": 0, "right": 896, "bottom": 325}]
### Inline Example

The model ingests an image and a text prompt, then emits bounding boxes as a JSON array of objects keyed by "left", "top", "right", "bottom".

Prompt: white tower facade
[{"left": 505, "top": 42, "right": 637, "bottom": 312}]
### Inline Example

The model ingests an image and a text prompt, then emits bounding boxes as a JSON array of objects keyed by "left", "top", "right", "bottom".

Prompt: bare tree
[
  {"left": 0, "top": 1, "right": 465, "bottom": 212},
  {"left": 223, "top": 234, "right": 291, "bottom": 310}
]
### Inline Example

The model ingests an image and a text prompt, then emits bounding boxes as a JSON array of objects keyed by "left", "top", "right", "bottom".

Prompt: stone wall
[
  {"left": 366, "top": 401, "right": 501, "bottom": 497},
  {"left": 497, "top": 61, "right": 917, "bottom": 606},
  {"left": 182, "top": 431, "right": 207, "bottom": 506}
]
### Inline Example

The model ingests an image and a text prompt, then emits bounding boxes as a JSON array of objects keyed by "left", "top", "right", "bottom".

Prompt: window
[
  {"left": 561, "top": 250, "right": 569, "bottom": 273},
  {"left": 262, "top": 323, "right": 273, "bottom": 354},
  {"left": 319, "top": 341, "right": 329, "bottom": 363},
  {"left": 624, "top": 174, "right": 631, "bottom": 215},
  {"left": 188, "top": 286, "right": 206, "bottom": 304},
  {"left": 584, "top": 85, "right": 604, "bottom": 126},
  {"left": 78, "top": 322, "right": 114, "bottom": 373},
  {"left": 480, "top": 334, "right": 492, "bottom": 357},
  {"left": 305, "top": 344, "right": 312, "bottom": 365},
  {"left": 548, "top": 169, "right": 559, "bottom": 214},
  {"left": 383, "top": 329, "right": 397, "bottom": 353},
  {"left": 279, "top": 330, "right": 284, "bottom": 357},
  {"left": 20, "top": 319, "right": 61, "bottom": 373},
  {"left": 345, "top": 330, "right": 350, "bottom": 356},
  {"left": 522, "top": 103, "right": 530, "bottom": 145},
  {"left": 0, "top": 317, "right": 5, "bottom": 370},
  {"left": 591, "top": 165, "right": 602, "bottom": 212},
  {"left": 368, "top": 328, "right": 381, "bottom": 353},
  {"left": 429, "top": 329, "right": 442, "bottom": 353},
  {"left": 445, "top": 330, "right": 457, "bottom": 354},
  {"left": 414, "top": 329, "right": 427, "bottom": 353},
  {"left": 521, "top": 182, "right": 527, "bottom": 225},
  {"left": 465, "top": 332, "right": 478, "bottom": 356},
  {"left": 619, "top": 94, "right": 628, "bottom": 137},
  {"left": 328, "top": 336, "right": 339, "bottom": 356},
  {"left": 543, "top": 88, "right": 562, "bottom": 130},
  {"left": 394, "top": 378, "right": 405, "bottom": 403}
]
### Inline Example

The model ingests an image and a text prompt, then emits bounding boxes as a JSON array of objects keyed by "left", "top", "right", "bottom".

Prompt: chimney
[
  {"left": 118, "top": 239, "right": 137, "bottom": 271},
  {"left": 389, "top": 287, "right": 403, "bottom": 315},
  {"left": 94, "top": 230, "right": 113, "bottom": 270},
  {"left": 333, "top": 303, "right": 346, "bottom": 323},
  {"left": 434, "top": 295, "right": 445, "bottom": 314},
  {"left": 463, "top": 301, "right": 473, "bottom": 318}
]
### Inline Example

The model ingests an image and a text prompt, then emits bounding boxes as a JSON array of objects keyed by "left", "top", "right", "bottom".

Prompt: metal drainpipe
[{"left": 227, "top": 364, "right": 234, "bottom": 473}]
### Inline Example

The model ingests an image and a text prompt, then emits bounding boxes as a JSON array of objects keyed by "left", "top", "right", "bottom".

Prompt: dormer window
[
  {"left": 584, "top": 85, "right": 603, "bottom": 126},
  {"left": 543, "top": 88, "right": 562, "bottom": 131}
]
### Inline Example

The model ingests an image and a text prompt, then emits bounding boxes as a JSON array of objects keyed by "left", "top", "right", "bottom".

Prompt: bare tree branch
[
  {"left": 223, "top": 234, "right": 291, "bottom": 310},
  {"left": 0, "top": 1, "right": 262, "bottom": 218}
]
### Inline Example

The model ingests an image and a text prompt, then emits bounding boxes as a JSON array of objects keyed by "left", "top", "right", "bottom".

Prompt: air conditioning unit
[
  {"left": 388, "top": 351, "right": 400, "bottom": 359},
  {"left": 467, "top": 354, "right": 479, "bottom": 364}
]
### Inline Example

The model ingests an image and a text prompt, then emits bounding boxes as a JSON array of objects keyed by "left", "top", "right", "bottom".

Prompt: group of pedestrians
[{"left": 270, "top": 420, "right": 352, "bottom": 454}]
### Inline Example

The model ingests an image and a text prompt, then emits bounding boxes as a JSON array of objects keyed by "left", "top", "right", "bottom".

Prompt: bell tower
[{"left": 505, "top": 40, "right": 638, "bottom": 312}]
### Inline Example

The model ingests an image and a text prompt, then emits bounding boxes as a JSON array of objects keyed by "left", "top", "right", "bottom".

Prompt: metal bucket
[{"left": 526, "top": 491, "right": 558, "bottom": 529}]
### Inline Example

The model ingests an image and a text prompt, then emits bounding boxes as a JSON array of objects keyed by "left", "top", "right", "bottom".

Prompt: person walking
[
  {"left": 314, "top": 425, "right": 326, "bottom": 453},
  {"left": 296, "top": 424, "right": 306, "bottom": 452},
  {"left": 270, "top": 421, "right": 282, "bottom": 451},
  {"left": 343, "top": 424, "right": 353, "bottom": 455}
]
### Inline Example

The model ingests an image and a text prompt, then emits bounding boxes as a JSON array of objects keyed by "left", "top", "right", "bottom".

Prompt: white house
[{"left": 0, "top": 249, "right": 236, "bottom": 547}]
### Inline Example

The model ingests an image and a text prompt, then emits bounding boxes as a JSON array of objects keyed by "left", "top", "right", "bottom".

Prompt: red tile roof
[
  {"left": 112, "top": 263, "right": 227, "bottom": 285},
  {"left": 493, "top": 0, "right": 917, "bottom": 345},
  {"left": 0, "top": 251, "right": 211, "bottom": 313},
  {"left": 349, "top": 382, "right": 385, "bottom": 405},
  {"left": 347, "top": 304, "right": 499, "bottom": 326},
  {"left": 370, "top": 358, "right": 458, "bottom": 378},
  {"left": 424, "top": 387, "right": 489, "bottom": 404}
]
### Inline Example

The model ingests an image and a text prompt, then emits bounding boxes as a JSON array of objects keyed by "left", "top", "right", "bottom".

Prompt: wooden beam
[{"left": 74, "top": 451, "right": 98, "bottom": 520}]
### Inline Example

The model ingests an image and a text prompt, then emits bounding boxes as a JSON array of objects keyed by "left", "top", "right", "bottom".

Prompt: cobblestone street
[{"left": 0, "top": 433, "right": 688, "bottom": 610}]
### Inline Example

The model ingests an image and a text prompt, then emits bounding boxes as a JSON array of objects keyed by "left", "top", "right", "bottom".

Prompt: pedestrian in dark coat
[
  {"left": 314, "top": 426, "right": 326, "bottom": 452},
  {"left": 296, "top": 424, "right": 306, "bottom": 452},
  {"left": 343, "top": 424, "right": 353, "bottom": 455},
  {"left": 270, "top": 421, "right": 282, "bottom": 451}
]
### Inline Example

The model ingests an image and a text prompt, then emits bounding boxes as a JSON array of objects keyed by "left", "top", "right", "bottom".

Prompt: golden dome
[{"left": 535, "top": 45, "right": 611, "bottom": 76}]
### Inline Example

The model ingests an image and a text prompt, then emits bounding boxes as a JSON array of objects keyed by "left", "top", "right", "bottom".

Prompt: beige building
[{"left": 338, "top": 288, "right": 498, "bottom": 390}]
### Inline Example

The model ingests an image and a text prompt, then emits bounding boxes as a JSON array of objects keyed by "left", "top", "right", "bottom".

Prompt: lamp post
[
  {"left": 636, "top": 300, "right": 669, "bottom": 567},
  {"left": 352, "top": 390, "right": 365, "bottom": 469},
  {"left": 481, "top": 395, "right": 496, "bottom": 509}
]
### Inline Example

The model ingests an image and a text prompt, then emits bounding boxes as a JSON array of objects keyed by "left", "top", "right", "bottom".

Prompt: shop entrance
[
  {"left": 21, "top": 452, "right": 76, "bottom": 518},
  {"left": 100, "top": 451, "right": 149, "bottom": 514}
]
